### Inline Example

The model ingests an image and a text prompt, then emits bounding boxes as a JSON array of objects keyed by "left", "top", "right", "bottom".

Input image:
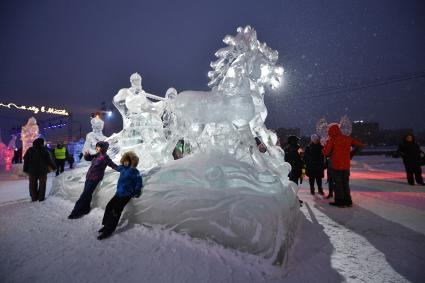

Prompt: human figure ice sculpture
[
  {"left": 83, "top": 117, "right": 107, "bottom": 154},
  {"left": 21, "top": 117, "right": 39, "bottom": 157},
  {"left": 108, "top": 72, "right": 170, "bottom": 169}
]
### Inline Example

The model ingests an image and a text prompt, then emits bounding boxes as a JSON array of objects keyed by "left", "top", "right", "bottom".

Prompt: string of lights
[{"left": 0, "top": 102, "right": 69, "bottom": 116}]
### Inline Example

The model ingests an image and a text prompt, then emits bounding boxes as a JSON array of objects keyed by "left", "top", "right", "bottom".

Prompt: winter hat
[
  {"left": 310, "top": 134, "right": 320, "bottom": 143},
  {"left": 95, "top": 141, "right": 109, "bottom": 153},
  {"left": 327, "top": 123, "right": 342, "bottom": 138},
  {"left": 33, "top": 138, "right": 45, "bottom": 148}
]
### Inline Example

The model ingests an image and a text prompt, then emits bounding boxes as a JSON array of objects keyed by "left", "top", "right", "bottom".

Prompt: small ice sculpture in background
[
  {"left": 83, "top": 117, "right": 106, "bottom": 154},
  {"left": 316, "top": 115, "right": 353, "bottom": 145},
  {"left": 339, "top": 115, "right": 353, "bottom": 136},
  {"left": 67, "top": 138, "right": 85, "bottom": 164},
  {"left": 21, "top": 117, "right": 39, "bottom": 157},
  {"left": 107, "top": 73, "right": 171, "bottom": 169},
  {"left": 0, "top": 138, "right": 6, "bottom": 170},
  {"left": 4, "top": 135, "right": 17, "bottom": 171}
]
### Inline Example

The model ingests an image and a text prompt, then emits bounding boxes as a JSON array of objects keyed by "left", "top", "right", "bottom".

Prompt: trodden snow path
[{"left": 1, "top": 157, "right": 425, "bottom": 283}]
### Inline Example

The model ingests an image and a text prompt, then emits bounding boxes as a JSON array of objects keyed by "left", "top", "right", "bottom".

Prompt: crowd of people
[
  {"left": 279, "top": 123, "right": 364, "bottom": 208},
  {"left": 279, "top": 128, "right": 425, "bottom": 208},
  {"left": 20, "top": 125, "right": 424, "bottom": 240},
  {"left": 23, "top": 138, "right": 143, "bottom": 240}
]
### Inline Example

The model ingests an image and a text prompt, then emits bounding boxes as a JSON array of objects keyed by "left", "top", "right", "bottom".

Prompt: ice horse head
[{"left": 208, "top": 25, "right": 284, "bottom": 96}]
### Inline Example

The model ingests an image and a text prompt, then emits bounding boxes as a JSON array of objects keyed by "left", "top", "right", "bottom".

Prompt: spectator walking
[
  {"left": 23, "top": 138, "right": 56, "bottom": 201},
  {"left": 323, "top": 124, "right": 363, "bottom": 207},
  {"left": 54, "top": 143, "right": 67, "bottom": 176},
  {"left": 304, "top": 134, "right": 325, "bottom": 195},
  {"left": 284, "top": 135, "right": 304, "bottom": 185},
  {"left": 397, "top": 134, "right": 424, "bottom": 185}
]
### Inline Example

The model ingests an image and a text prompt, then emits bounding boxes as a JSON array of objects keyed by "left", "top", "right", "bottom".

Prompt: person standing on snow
[
  {"left": 68, "top": 141, "right": 118, "bottom": 219},
  {"left": 284, "top": 135, "right": 304, "bottom": 185},
  {"left": 54, "top": 142, "right": 67, "bottom": 176},
  {"left": 304, "top": 134, "right": 325, "bottom": 195},
  {"left": 23, "top": 138, "right": 56, "bottom": 201},
  {"left": 97, "top": 151, "right": 143, "bottom": 240},
  {"left": 323, "top": 124, "right": 364, "bottom": 207},
  {"left": 397, "top": 134, "right": 424, "bottom": 186}
]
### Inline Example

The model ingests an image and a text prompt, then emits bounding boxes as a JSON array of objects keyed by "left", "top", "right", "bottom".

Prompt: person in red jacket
[{"left": 323, "top": 124, "right": 364, "bottom": 207}]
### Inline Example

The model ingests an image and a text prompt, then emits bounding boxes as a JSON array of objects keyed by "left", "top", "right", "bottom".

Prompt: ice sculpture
[
  {"left": 51, "top": 26, "right": 299, "bottom": 265},
  {"left": 163, "top": 26, "right": 288, "bottom": 177},
  {"left": 316, "top": 116, "right": 353, "bottom": 145},
  {"left": 21, "top": 117, "right": 39, "bottom": 157},
  {"left": 82, "top": 117, "right": 107, "bottom": 154},
  {"left": 0, "top": 139, "right": 6, "bottom": 170},
  {"left": 4, "top": 135, "right": 17, "bottom": 171},
  {"left": 106, "top": 72, "right": 171, "bottom": 169}
]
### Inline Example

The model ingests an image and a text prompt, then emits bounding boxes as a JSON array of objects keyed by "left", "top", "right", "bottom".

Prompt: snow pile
[{"left": 51, "top": 151, "right": 299, "bottom": 264}]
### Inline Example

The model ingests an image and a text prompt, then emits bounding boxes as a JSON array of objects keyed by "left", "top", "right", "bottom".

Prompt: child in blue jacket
[{"left": 97, "top": 151, "right": 143, "bottom": 240}]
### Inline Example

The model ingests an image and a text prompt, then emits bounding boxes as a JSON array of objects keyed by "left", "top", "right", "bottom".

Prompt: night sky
[{"left": 1, "top": 0, "right": 424, "bottom": 141}]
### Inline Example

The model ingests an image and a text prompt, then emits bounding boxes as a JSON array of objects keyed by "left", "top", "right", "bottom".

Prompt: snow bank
[{"left": 50, "top": 151, "right": 300, "bottom": 265}]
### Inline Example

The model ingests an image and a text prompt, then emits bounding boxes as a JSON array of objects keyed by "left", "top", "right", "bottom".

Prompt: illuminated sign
[{"left": 0, "top": 102, "right": 69, "bottom": 116}]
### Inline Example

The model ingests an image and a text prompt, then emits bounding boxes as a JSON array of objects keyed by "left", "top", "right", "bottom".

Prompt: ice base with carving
[{"left": 50, "top": 150, "right": 299, "bottom": 265}]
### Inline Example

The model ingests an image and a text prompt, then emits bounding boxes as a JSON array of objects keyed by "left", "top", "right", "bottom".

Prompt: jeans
[
  {"left": 332, "top": 170, "right": 352, "bottom": 205},
  {"left": 70, "top": 180, "right": 100, "bottom": 216}
]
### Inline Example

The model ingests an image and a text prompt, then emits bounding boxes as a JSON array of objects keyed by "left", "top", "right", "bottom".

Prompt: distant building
[
  {"left": 352, "top": 121, "right": 380, "bottom": 146},
  {"left": 380, "top": 128, "right": 414, "bottom": 146}
]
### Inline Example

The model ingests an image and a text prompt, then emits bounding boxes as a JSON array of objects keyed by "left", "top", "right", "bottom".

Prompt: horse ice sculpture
[
  {"left": 164, "top": 26, "right": 288, "bottom": 177},
  {"left": 51, "top": 26, "right": 299, "bottom": 265}
]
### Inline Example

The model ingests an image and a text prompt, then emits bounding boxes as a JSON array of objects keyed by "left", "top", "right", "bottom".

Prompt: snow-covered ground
[{"left": 1, "top": 156, "right": 424, "bottom": 283}]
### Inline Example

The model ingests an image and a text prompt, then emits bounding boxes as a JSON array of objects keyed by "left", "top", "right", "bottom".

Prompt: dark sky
[{"left": 1, "top": 0, "right": 424, "bottom": 141}]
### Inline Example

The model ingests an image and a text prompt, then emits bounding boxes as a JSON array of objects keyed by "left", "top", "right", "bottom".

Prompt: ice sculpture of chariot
[{"left": 51, "top": 26, "right": 300, "bottom": 265}]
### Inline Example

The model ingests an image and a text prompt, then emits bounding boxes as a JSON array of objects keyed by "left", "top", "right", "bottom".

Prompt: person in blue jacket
[{"left": 98, "top": 151, "right": 143, "bottom": 240}]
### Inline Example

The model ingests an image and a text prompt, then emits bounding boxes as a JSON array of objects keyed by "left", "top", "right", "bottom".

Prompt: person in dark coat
[
  {"left": 323, "top": 124, "right": 364, "bottom": 207},
  {"left": 284, "top": 135, "right": 304, "bottom": 185},
  {"left": 304, "top": 134, "right": 325, "bottom": 195},
  {"left": 397, "top": 134, "right": 424, "bottom": 185},
  {"left": 98, "top": 151, "right": 143, "bottom": 240},
  {"left": 68, "top": 141, "right": 118, "bottom": 219},
  {"left": 23, "top": 138, "right": 56, "bottom": 201}
]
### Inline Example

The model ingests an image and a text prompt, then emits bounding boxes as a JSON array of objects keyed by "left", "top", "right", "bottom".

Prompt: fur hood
[{"left": 120, "top": 151, "right": 139, "bottom": 167}]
